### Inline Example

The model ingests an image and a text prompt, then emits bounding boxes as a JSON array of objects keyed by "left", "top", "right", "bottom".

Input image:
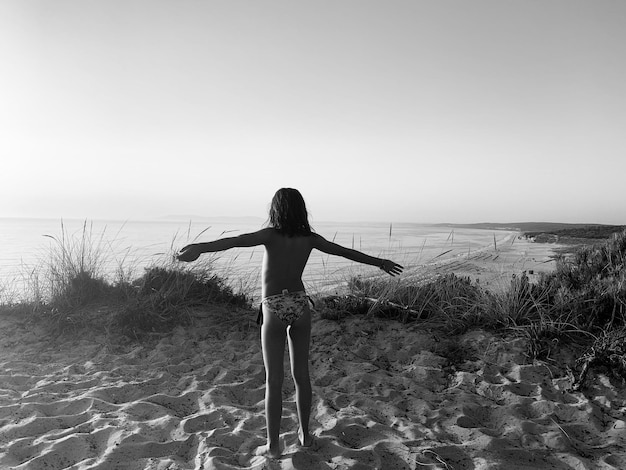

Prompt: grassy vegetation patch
[
  {"left": 524, "top": 225, "right": 626, "bottom": 241},
  {"left": 319, "top": 230, "right": 626, "bottom": 387},
  {"left": 0, "top": 222, "right": 253, "bottom": 339},
  {"left": 112, "top": 266, "right": 251, "bottom": 338}
]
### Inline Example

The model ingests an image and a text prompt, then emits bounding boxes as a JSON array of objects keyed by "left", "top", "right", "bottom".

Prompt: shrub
[
  {"left": 111, "top": 265, "right": 252, "bottom": 338},
  {"left": 2, "top": 220, "right": 254, "bottom": 338},
  {"left": 537, "top": 230, "right": 626, "bottom": 330},
  {"left": 344, "top": 273, "right": 489, "bottom": 332}
]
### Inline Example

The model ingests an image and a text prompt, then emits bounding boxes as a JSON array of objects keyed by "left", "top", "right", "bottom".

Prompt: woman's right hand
[{"left": 176, "top": 244, "right": 201, "bottom": 262}]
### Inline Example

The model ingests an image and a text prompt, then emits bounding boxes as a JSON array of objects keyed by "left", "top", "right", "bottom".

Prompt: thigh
[
  {"left": 261, "top": 306, "right": 288, "bottom": 380},
  {"left": 287, "top": 305, "right": 311, "bottom": 375}
]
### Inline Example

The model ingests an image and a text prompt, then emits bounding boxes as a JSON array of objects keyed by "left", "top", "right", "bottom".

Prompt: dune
[
  {"left": 2, "top": 306, "right": 625, "bottom": 469},
  {"left": 1, "top": 238, "right": 625, "bottom": 469}
]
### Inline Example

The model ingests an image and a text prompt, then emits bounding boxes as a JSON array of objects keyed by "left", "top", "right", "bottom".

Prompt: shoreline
[
  {"left": 415, "top": 233, "right": 566, "bottom": 292},
  {"left": 332, "top": 232, "right": 569, "bottom": 295}
]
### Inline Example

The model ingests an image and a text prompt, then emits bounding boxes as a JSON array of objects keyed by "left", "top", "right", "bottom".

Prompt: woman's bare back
[{"left": 262, "top": 230, "right": 314, "bottom": 297}]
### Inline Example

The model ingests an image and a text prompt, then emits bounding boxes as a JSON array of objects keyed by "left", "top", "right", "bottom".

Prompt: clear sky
[{"left": 2, "top": 0, "right": 625, "bottom": 224}]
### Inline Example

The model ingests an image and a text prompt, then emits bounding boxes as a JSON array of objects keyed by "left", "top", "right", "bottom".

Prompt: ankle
[
  {"left": 298, "top": 430, "right": 312, "bottom": 446},
  {"left": 256, "top": 442, "right": 282, "bottom": 459},
  {"left": 269, "top": 441, "right": 280, "bottom": 450}
]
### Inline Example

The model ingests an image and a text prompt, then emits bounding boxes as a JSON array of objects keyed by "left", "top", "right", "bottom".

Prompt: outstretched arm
[
  {"left": 177, "top": 228, "right": 271, "bottom": 262},
  {"left": 312, "top": 234, "right": 403, "bottom": 276}
]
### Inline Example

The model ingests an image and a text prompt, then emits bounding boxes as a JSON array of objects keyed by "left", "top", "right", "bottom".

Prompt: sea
[{"left": 0, "top": 217, "right": 517, "bottom": 302}]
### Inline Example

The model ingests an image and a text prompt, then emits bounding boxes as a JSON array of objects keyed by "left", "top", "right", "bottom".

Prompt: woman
[{"left": 177, "top": 188, "right": 403, "bottom": 458}]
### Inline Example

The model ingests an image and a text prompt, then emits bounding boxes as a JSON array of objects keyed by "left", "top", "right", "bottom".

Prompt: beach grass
[
  {"left": 0, "top": 222, "right": 253, "bottom": 339},
  {"left": 318, "top": 229, "right": 626, "bottom": 386}
]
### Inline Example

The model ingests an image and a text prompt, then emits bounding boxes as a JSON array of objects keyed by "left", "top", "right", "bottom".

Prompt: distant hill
[
  {"left": 158, "top": 215, "right": 265, "bottom": 224},
  {"left": 437, "top": 222, "right": 626, "bottom": 242},
  {"left": 522, "top": 225, "right": 626, "bottom": 242}
]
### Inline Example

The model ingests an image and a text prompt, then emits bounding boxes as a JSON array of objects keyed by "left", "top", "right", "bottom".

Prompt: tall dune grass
[
  {"left": 325, "top": 230, "right": 626, "bottom": 381},
  {"left": 0, "top": 221, "right": 253, "bottom": 338}
]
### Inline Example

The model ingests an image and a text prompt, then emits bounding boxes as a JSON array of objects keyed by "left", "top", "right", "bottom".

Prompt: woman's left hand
[{"left": 380, "top": 260, "right": 404, "bottom": 276}]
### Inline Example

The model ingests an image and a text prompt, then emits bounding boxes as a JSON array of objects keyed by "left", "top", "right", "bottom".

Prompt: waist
[{"left": 262, "top": 289, "right": 307, "bottom": 303}]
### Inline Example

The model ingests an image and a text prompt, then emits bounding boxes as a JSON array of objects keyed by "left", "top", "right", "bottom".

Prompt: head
[{"left": 268, "top": 188, "right": 313, "bottom": 236}]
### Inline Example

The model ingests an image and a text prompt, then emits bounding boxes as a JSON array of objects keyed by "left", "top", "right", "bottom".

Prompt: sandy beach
[
  {"left": 1, "top": 239, "right": 625, "bottom": 469},
  {"left": 401, "top": 233, "right": 564, "bottom": 293}
]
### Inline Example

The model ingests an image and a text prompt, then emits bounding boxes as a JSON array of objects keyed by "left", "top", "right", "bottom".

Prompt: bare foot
[{"left": 254, "top": 444, "right": 282, "bottom": 459}]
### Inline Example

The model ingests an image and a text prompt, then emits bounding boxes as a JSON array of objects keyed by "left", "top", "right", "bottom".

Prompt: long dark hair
[{"left": 268, "top": 188, "right": 313, "bottom": 236}]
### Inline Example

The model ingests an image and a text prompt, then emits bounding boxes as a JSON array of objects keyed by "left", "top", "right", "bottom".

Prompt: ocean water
[{"left": 0, "top": 217, "right": 516, "bottom": 301}]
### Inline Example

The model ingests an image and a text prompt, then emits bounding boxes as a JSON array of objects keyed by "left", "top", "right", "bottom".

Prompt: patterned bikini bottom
[{"left": 258, "top": 290, "right": 312, "bottom": 326}]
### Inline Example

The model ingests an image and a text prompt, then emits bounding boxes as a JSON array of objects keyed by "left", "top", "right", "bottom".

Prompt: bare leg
[
  {"left": 288, "top": 306, "right": 313, "bottom": 447},
  {"left": 259, "top": 307, "right": 287, "bottom": 458}
]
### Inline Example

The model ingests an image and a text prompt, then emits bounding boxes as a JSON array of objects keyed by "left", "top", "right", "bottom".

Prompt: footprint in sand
[
  {"left": 143, "top": 391, "right": 202, "bottom": 418},
  {"left": 291, "top": 449, "right": 333, "bottom": 469},
  {"left": 333, "top": 423, "right": 389, "bottom": 449},
  {"left": 504, "top": 381, "right": 541, "bottom": 398},
  {"left": 182, "top": 409, "right": 230, "bottom": 433}
]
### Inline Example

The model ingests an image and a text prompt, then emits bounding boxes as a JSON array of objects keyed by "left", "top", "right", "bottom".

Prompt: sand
[
  {"left": 1, "top": 239, "right": 625, "bottom": 469},
  {"left": 401, "top": 233, "right": 566, "bottom": 293}
]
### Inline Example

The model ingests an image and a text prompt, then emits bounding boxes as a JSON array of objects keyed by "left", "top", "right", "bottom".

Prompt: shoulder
[
  {"left": 255, "top": 227, "right": 276, "bottom": 241},
  {"left": 309, "top": 232, "right": 327, "bottom": 247},
  {"left": 233, "top": 228, "right": 275, "bottom": 247}
]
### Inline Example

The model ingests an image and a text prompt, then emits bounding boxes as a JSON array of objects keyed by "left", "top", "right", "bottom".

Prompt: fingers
[
  {"left": 389, "top": 263, "right": 404, "bottom": 276},
  {"left": 176, "top": 246, "right": 198, "bottom": 262},
  {"left": 381, "top": 260, "right": 404, "bottom": 276},
  {"left": 388, "top": 266, "right": 403, "bottom": 276}
]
